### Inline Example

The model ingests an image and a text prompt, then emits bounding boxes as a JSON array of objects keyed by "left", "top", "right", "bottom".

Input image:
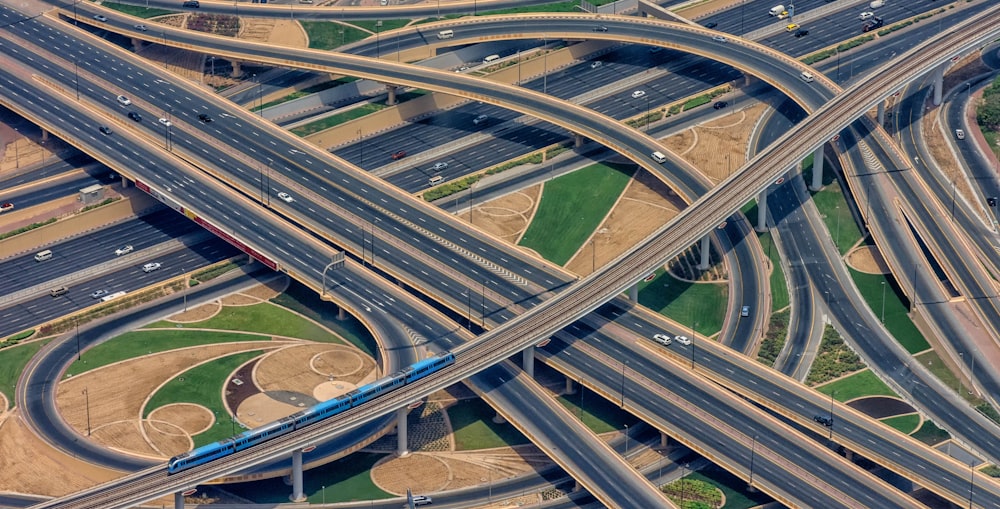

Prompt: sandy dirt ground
[
  {"left": 457, "top": 185, "right": 541, "bottom": 244},
  {"left": 168, "top": 301, "right": 221, "bottom": 323},
  {"left": 240, "top": 19, "right": 308, "bottom": 48},
  {"left": 845, "top": 245, "right": 889, "bottom": 275}
]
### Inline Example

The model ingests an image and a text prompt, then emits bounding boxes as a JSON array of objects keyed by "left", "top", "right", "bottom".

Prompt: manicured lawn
[
  {"left": 848, "top": 268, "right": 929, "bottom": 354},
  {"left": 300, "top": 21, "right": 370, "bottom": 50},
  {"left": 556, "top": 386, "right": 635, "bottom": 434},
  {"left": 914, "top": 350, "right": 964, "bottom": 397},
  {"left": 144, "top": 350, "right": 263, "bottom": 446},
  {"left": 224, "top": 452, "right": 393, "bottom": 503},
  {"left": 172, "top": 302, "right": 342, "bottom": 343},
  {"left": 814, "top": 369, "right": 898, "bottom": 401},
  {"left": 103, "top": 3, "right": 174, "bottom": 18},
  {"left": 911, "top": 419, "right": 950, "bottom": 446},
  {"left": 519, "top": 163, "right": 634, "bottom": 266},
  {"left": 481, "top": 0, "right": 581, "bottom": 15},
  {"left": 758, "top": 231, "right": 789, "bottom": 310},
  {"left": 801, "top": 156, "right": 865, "bottom": 256},
  {"left": 638, "top": 268, "right": 727, "bottom": 337},
  {"left": 67, "top": 330, "right": 264, "bottom": 376},
  {"left": 350, "top": 19, "right": 410, "bottom": 33},
  {"left": 881, "top": 413, "right": 921, "bottom": 435},
  {"left": 271, "top": 280, "right": 378, "bottom": 357},
  {"left": 291, "top": 103, "right": 386, "bottom": 136},
  {"left": 0, "top": 339, "right": 51, "bottom": 409},
  {"left": 448, "top": 398, "right": 530, "bottom": 450}
]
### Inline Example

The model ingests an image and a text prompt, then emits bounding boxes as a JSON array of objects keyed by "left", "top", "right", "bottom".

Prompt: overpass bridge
[{"left": 11, "top": 4, "right": 1000, "bottom": 508}]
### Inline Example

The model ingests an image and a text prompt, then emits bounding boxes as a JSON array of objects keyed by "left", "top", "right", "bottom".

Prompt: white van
[
  {"left": 651, "top": 151, "right": 667, "bottom": 164},
  {"left": 869, "top": 0, "right": 884, "bottom": 8},
  {"left": 49, "top": 285, "right": 68, "bottom": 297},
  {"left": 428, "top": 175, "right": 444, "bottom": 186},
  {"left": 437, "top": 29, "right": 454, "bottom": 40},
  {"left": 483, "top": 54, "right": 500, "bottom": 64},
  {"left": 34, "top": 250, "right": 53, "bottom": 262},
  {"left": 768, "top": 4, "right": 785, "bottom": 16},
  {"left": 799, "top": 71, "right": 815, "bottom": 83}
]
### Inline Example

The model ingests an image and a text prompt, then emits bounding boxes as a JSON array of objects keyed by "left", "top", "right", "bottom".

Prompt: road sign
[
  {"left": 717, "top": 222, "right": 727, "bottom": 229},
  {"left": 301, "top": 445, "right": 316, "bottom": 453},
  {"left": 407, "top": 400, "right": 424, "bottom": 410},
  {"left": 182, "top": 489, "right": 197, "bottom": 496},
  {"left": 832, "top": 134, "right": 840, "bottom": 142},
  {"left": 774, "top": 177, "right": 785, "bottom": 185},
  {"left": 536, "top": 338, "right": 551, "bottom": 347},
  {"left": 643, "top": 273, "right": 656, "bottom": 282}
]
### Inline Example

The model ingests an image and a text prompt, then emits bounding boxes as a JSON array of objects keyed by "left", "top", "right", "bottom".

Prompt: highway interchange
[{"left": 2, "top": 0, "right": 1000, "bottom": 507}]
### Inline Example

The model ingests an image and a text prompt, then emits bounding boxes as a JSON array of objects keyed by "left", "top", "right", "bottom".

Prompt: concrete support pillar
[
  {"left": 628, "top": 284, "right": 638, "bottom": 303},
  {"left": 337, "top": 306, "right": 346, "bottom": 320},
  {"left": 697, "top": 235, "right": 710, "bottom": 270},
  {"left": 876, "top": 101, "right": 885, "bottom": 125},
  {"left": 396, "top": 407, "right": 409, "bottom": 457},
  {"left": 810, "top": 146, "right": 824, "bottom": 191},
  {"left": 41, "top": 129, "right": 48, "bottom": 142},
  {"left": 174, "top": 491, "right": 184, "bottom": 509},
  {"left": 522, "top": 346, "right": 535, "bottom": 377},
  {"left": 247, "top": 254, "right": 254, "bottom": 265},
  {"left": 660, "top": 432, "right": 669, "bottom": 448},
  {"left": 744, "top": 74, "right": 752, "bottom": 87},
  {"left": 565, "top": 376, "right": 575, "bottom": 395},
  {"left": 132, "top": 37, "right": 143, "bottom": 52},
  {"left": 574, "top": 133, "right": 584, "bottom": 148},
  {"left": 492, "top": 412, "right": 507, "bottom": 424},
  {"left": 231, "top": 60, "right": 243, "bottom": 79},
  {"left": 573, "top": 480, "right": 582, "bottom": 492},
  {"left": 120, "top": 175, "right": 130, "bottom": 188},
  {"left": 289, "top": 449, "right": 306, "bottom": 502},
  {"left": 932, "top": 65, "right": 944, "bottom": 106},
  {"left": 755, "top": 191, "right": 768, "bottom": 232},
  {"left": 386, "top": 85, "right": 397, "bottom": 106}
]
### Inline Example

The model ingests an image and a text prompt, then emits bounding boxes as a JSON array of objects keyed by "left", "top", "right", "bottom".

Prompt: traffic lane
[
  {"left": 0, "top": 171, "right": 103, "bottom": 209},
  {"left": 945, "top": 78, "right": 1000, "bottom": 210},
  {"left": 540, "top": 334, "right": 893, "bottom": 508},
  {"left": 0, "top": 237, "right": 239, "bottom": 338},
  {"left": 0, "top": 153, "right": 90, "bottom": 192},
  {"left": 472, "top": 363, "right": 670, "bottom": 508},
  {"left": 0, "top": 210, "right": 204, "bottom": 296}
]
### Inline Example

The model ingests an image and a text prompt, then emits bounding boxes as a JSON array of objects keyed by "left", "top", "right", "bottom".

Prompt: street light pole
[
  {"left": 619, "top": 359, "right": 627, "bottom": 408},
  {"left": 958, "top": 352, "right": 964, "bottom": 394},
  {"left": 829, "top": 390, "right": 836, "bottom": 440},
  {"left": 76, "top": 318, "right": 81, "bottom": 361},
  {"left": 82, "top": 388, "right": 91, "bottom": 436},
  {"left": 375, "top": 20, "right": 382, "bottom": 59},
  {"left": 880, "top": 281, "right": 886, "bottom": 324},
  {"left": 748, "top": 435, "right": 757, "bottom": 488},
  {"left": 624, "top": 424, "right": 629, "bottom": 456}
]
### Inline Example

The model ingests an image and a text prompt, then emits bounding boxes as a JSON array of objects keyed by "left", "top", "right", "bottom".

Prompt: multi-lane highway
[{"left": 9, "top": 1, "right": 1000, "bottom": 506}]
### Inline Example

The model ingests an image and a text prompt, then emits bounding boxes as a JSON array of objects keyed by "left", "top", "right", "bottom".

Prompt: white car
[
  {"left": 859, "top": 11, "right": 875, "bottom": 20},
  {"left": 116, "top": 95, "right": 131, "bottom": 106},
  {"left": 955, "top": 129, "right": 966, "bottom": 140},
  {"left": 277, "top": 192, "right": 294, "bottom": 203},
  {"left": 652, "top": 334, "right": 672, "bottom": 346},
  {"left": 590, "top": 61, "right": 603, "bottom": 69},
  {"left": 631, "top": 90, "right": 646, "bottom": 99},
  {"left": 712, "top": 35, "right": 727, "bottom": 42},
  {"left": 411, "top": 495, "right": 432, "bottom": 506},
  {"left": 158, "top": 117, "right": 172, "bottom": 127},
  {"left": 93, "top": 14, "right": 108, "bottom": 22},
  {"left": 115, "top": 245, "right": 134, "bottom": 256},
  {"left": 432, "top": 162, "right": 448, "bottom": 171},
  {"left": 134, "top": 24, "right": 148, "bottom": 31},
  {"left": 674, "top": 335, "right": 692, "bottom": 346},
  {"left": 142, "top": 262, "right": 162, "bottom": 273}
]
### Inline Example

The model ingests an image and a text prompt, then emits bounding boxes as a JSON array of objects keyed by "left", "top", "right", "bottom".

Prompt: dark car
[
  {"left": 198, "top": 113, "right": 213, "bottom": 123},
  {"left": 713, "top": 101, "right": 728, "bottom": 110},
  {"left": 704, "top": 22, "right": 718, "bottom": 29},
  {"left": 795, "top": 29, "right": 810, "bottom": 38},
  {"left": 391, "top": 150, "right": 407, "bottom": 160},
  {"left": 128, "top": 111, "right": 142, "bottom": 122},
  {"left": 182, "top": 0, "right": 200, "bottom": 6},
  {"left": 99, "top": 126, "right": 113, "bottom": 135},
  {"left": 593, "top": 25, "right": 608, "bottom": 32},
  {"left": 813, "top": 415, "right": 833, "bottom": 426}
]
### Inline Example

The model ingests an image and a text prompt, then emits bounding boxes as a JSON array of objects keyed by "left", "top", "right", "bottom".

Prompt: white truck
[
  {"left": 769, "top": 4, "right": 785, "bottom": 16},
  {"left": 869, "top": 0, "right": 885, "bottom": 8}
]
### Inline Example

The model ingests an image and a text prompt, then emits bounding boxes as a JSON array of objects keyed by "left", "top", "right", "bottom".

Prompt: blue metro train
[{"left": 167, "top": 352, "right": 455, "bottom": 474}]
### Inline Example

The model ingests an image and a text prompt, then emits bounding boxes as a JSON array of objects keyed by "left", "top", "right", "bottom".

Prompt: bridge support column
[
  {"left": 386, "top": 84, "right": 398, "bottom": 106},
  {"left": 175, "top": 491, "right": 184, "bottom": 509},
  {"left": 574, "top": 133, "right": 585, "bottom": 148},
  {"left": 131, "top": 37, "right": 143, "bottom": 52},
  {"left": 120, "top": 175, "right": 130, "bottom": 188},
  {"left": 810, "top": 147, "right": 825, "bottom": 191},
  {"left": 396, "top": 407, "right": 409, "bottom": 457},
  {"left": 755, "top": 191, "right": 768, "bottom": 232},
  {"left": 289, "top": 449, "right": 306, "bottom": 502},
  {"left": 628, "top": 284, "right": 638, "bottom": 303},
  {"left": 337, "top": 306, "right": 346, "bottom": 320},
  {"left": 492, "top": 412, "right": 507, "bottom": 424},
  {"left": 565, "top": 377, "right": 576, "bottom": 395},
  {"left": 231, "top": 60, "right": 243, "bottom": 79},
  {"left": 522, "top": 346, "right": 535, "bottom": 377},
  {"left": 932, "top": 65, "right": 944, "bottom": 106},
  {"left": 41, "top": 129, "right": 48, "bottom": 142},
  {"left": 696, "top": 235, "right": 710, "bottom": 270},
  {"left": 660, "top": 432, "right": 669, "bottom": 448},
  {"left": 876, "top": 101, "right": 886, "bottom": 125}
]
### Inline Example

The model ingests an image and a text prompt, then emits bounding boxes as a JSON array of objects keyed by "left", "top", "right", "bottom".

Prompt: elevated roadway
[{"left": 11, "top": 4, "right": 1000, "bottom": 508}]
